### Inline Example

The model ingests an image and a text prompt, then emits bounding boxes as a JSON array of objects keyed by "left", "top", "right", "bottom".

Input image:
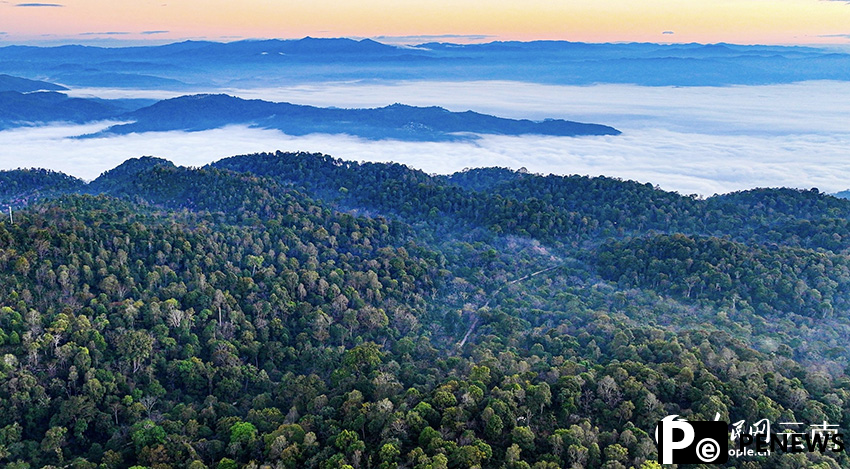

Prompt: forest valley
[{"left": 1, "top": 152, "right": 850, "bottom": 468}]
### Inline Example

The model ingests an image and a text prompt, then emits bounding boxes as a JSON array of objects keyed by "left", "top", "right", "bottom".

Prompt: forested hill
[
  {"left": 211, "top": 152, "right": 850, "bottom": 250},
  {"left": 0, "top": 168, "right": 86, "bottom": 205},
  {"left": 1, "top": 153, "right": 850, "bottom": 468}
]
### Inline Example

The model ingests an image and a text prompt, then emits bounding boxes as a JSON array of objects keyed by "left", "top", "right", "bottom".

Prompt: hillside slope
[{"left": 0, "top": 154, "right": 848, "bottom": 468}]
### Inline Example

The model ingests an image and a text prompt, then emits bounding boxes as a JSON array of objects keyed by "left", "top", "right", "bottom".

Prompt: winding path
[{"left": 457, "top": 265, "right": 562, "bottom": 348}]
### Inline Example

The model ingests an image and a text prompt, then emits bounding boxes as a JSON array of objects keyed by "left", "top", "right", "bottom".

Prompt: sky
[{"left": 2, "top": 0, "right": 850, "bottom": 46}]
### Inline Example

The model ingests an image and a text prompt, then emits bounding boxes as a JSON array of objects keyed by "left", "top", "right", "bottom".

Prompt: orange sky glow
[{"left": 1, "top": 0, "right": 850, "bottom": 45}]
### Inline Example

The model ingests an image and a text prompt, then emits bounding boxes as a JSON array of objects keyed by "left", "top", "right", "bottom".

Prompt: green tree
[
  {"left": 117, "top": 330, "right": 154, "bottom": 373},
  {"left": 40, "top": 426, "right": 66, "bottom": 463}
]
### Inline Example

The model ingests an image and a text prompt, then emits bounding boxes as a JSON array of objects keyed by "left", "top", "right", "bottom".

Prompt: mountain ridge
[
  {"left": 0, "top": 73, "right": 67, "bottom": 92},
  {"left": 0, "top": 90, "right": 621, "bottom": 140},
  {"left": 99, "top": 94, "right": 621, "bottom": 140}
]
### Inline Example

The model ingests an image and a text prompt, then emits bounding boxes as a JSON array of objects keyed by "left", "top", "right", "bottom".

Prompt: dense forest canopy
[{"left": 1, "top": 152, "right": 849, "bottom": 468}]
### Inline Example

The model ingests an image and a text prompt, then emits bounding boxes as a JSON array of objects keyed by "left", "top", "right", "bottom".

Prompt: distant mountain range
[
  {"left": 0, "top": 37, "right": 847, "bottom": 88},
  {"left": 0, "top": 89, "right": 620, "bottom": 140}
]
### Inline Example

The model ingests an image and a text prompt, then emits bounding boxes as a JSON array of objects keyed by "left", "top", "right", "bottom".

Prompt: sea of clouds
[{"left": 4, "top": 80, "right": 850, "bottom": 196}]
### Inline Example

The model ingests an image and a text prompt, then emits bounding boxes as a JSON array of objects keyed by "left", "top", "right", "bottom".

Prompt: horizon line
[{"left": 0, "top": 34, "right": 846, "bottom": 50}]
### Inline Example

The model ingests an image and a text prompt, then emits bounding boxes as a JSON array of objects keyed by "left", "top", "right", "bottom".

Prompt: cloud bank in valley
[
  {"left": 68, "top": 80, "right": 850, "bottom": 135},
  {"left": 11, "top": 81, "right": 850, "bottom": 196},
  {"left": 2, "top": 123, "right": 849, "bottom": 197}
]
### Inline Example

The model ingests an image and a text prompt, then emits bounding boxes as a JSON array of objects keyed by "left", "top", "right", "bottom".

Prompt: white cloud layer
[
  {"left": 11, "top": 81, "right": 850, "bottom": 196},
  {"left": 66, "top": 80, "right": 850, "bottom": 135}
]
